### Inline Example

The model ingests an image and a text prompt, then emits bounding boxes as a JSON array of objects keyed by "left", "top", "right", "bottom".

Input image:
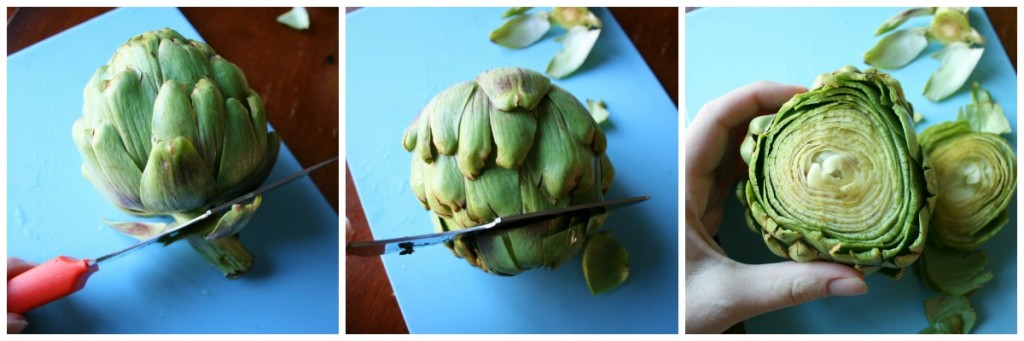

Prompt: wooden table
[
  {"left": 6, "top": 7, "right": 340, "bottom": 215},
  {"left": 344, "top": 7, "right": 678, "bottom": 334}
]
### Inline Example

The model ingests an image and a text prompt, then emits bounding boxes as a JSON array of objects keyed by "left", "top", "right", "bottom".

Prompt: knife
[
  {"left": 6, "top": 156, "right": 338, "bottom": 314},
  {"left": 346, "top": 195, "right": 650, "bottom": 257}
]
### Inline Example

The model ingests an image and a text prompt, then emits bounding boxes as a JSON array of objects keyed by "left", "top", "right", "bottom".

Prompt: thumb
[{"left": 729, "top": 261, "right": 867, "bottom": 319}]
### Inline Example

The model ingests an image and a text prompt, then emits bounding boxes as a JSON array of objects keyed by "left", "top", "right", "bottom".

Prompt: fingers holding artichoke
[{"left": 738, "top": 66, "right": 935, "bottom": 278}]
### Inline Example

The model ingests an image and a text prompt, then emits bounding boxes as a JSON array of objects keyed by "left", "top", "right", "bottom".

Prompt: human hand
[
  {"left": 7, "top": 257, "right": 35, "bottom": 333},
  {"left": 685, "top": 81, "right": 868, "bottom": 333}
]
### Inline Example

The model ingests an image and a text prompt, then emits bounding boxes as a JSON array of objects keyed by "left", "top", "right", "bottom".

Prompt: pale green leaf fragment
[
  {"left": 875, "top": 7, "right": 936, "bottom": 36},
  {"left": 490, "top": 12, "right": 551, "bottom": 49},
  {"left": 957, "top": 82, "right": 1011, "bottom": 134},
  {"left": 864, "top": 28, "right": 929, "bottom": 70},
  {"left": 582, "top": 231, "right": 628, "bottom": 295},
  {"left": 914, "top": 112, "right": 925, "bottom": 124},
  {"left": 546, "top": 26, "right": 601, "bottom": 79},
  {"left": 550, "top": 7, "right": 602, "bottom": 29},
  {"left": 586, "top": 99, "right": 610, "bottom": 125},
  {"left": 923, "top": 43, "right": 984, "bottom": 102},
  {"left": 920, "top": 294, "right": 976, "bottom": 334},
  {"left": 501, "top": 7, "right": 532, "bottom": 18},
  {"left": 277, "top": 7, "right": 310, "bottom": 31}
]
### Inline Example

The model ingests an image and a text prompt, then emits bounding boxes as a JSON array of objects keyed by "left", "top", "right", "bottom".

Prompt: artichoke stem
[{"left": 186, "top": 233, "right": 253, "bottom": 279}]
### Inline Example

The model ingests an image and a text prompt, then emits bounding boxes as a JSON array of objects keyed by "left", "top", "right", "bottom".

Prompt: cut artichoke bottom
[{"left": 738, "top": 66, "right": 935, "bottom": 279}]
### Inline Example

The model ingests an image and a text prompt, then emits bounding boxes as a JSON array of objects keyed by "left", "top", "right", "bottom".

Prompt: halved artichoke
[
  {"left": 738, "top": 66, "right": 936, "bottom": 278},
  {"left": 917, "top": 84, "right": 1016, "bottom": 251}
]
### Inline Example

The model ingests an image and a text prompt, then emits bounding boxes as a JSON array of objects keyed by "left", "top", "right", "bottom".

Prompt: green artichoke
[
  {"left": 916, "top": 83, "right": 1016, "bottom": 252},
  {"left": 73, "top": 28, "right": 280, "bottom": 278},
  {"left": 737, "top": 66, "right": 935, "bottom": 278},
  {"left": 402, "top": 67, "right": 626, "bottom": 294}
]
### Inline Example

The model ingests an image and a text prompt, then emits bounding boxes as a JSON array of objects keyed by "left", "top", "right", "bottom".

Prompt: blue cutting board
[
  {"left": 6, "top": 8, "right": 339, "bottom": 333},
  {"left": 686, "top": 7, "right": 1016, "bottom": 334},
  {"left": 347, "top": 7, "right": 678, "bottom": 334}
]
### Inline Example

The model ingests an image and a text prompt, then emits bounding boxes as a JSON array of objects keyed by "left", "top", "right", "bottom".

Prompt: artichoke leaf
[
  {"left": 103, "top": 219, "right": 169, "bottom": 240},
  {"left": 476, "top": 67, "right": 551, "bottom": 111},
  {"left": 210, "top": 56, "right": 251, "bottom": 101},
  {"left": 217, "top": 98, "right": 264, "bottom": 193},
  {"left": 864, "top": 27, "right": 929, "bottom": 70},
  {"left": 206, "top": 195, "right": 263, "bottom": 240},
  {"left": 192, "top": 78, "right": 227, "bottom": 169},
  {"left": 546, "top": 26, "right": 601, "bottom": 79},
  {"left": 456, "top": 89, "right": 493, "bottom": 179},
  {"left": 874, "top": 7, "right": 936, "bottom": 36},
  {"left": 928, "top": 8, "right": 985, "bottom": 45},
  {"left": 157, "top": 38, "right": 212, "bottom": 91},
  {"left": 277, "top": 7, "right": 310, "bottom": 31},
  {"left": 151, "top": 80, "right": 200, "bottom": 149},
  {"left": 586, "top": 99, "right": 610, "bottom": 126},
  {"left": 919, "top": 294, "right": 976, "bottom": 334},
  {"left": 916, "top": 242, "right": 993, "bottom": 296},
  {"left": 102, "top": 68, "right": 155, "bottom": 169},
  {"left": 923, "top": 42, "right": 984, "bottom": 102},
  {"left": 427, "top": 82, "right": 475, "bottom": 156},
  {"left": 550, "top": 7, "right": 602, "bottom": 30},
  {"left": 90, "top": 121, "right": 145, "bottom": 212},
  {"left": 489, "top": 108, "right": 538, "bottom": 169},
  {"left": 582, "top": 231, "right": 628, "bottom": 295},
  {"left": 957, "top": 82, "right": 1011, "bottom": 135},
  {"left": 489, "top": 12, "right": 551, "bottom": 49},
  {"left": 139, "top": 137, "right": 217, "bottom": 213},
  {"left": 501, "top": 7, "right": 532, "bottom": 18}
]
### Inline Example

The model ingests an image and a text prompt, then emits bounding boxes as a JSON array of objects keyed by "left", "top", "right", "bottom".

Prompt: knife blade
[
  {"left": 6, "top": 156, "right": 338, "bottom": 314},
  {"left": 346, "top": 195, "right": 650, "bottom": 257}
]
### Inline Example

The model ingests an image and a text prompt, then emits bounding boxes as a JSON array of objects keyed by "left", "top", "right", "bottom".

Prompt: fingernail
[
  {"left": 8, "top": 313, "right": 28, "bottom": 334},
  {"left": 828, "top": 277, "right": 867, "bottom": 296}
]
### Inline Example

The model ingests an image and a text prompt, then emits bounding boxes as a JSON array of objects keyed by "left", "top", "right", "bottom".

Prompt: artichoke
[
  {"left": 737, "top": 66, "right": 935, "bottom": 278},
  {"left": 402, "top": 67, "right": 625, "bottom": 294},
  {"left": 73, "top": 28, "right": 280, "bottom": 277},
  {"left": 917, "top": 84, "right": 1016, "bottom": 251}
]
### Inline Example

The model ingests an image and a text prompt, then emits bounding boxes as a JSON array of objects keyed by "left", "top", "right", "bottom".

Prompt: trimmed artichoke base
[
  {"left": 738, "top": 66, "right": 935, "bottom": 278},
  {"left": 919, "top": 121, "right": 1016, "bottom": 251}
]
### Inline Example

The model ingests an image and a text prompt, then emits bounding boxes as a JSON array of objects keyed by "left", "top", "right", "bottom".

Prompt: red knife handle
[{"left": 7, "top": 256, "right": 97, "bottom": 314}]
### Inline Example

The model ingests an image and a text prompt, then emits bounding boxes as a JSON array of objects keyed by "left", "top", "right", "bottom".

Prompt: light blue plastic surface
[
  {"left": 685, "top": 7, "right": 1016, "bottom": 334},
  {"left": 347, "top": 7, "right": 678, "bottom": 334},
  {"left": 7, "top": 7, "right": 339, "bottom": 333}
]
